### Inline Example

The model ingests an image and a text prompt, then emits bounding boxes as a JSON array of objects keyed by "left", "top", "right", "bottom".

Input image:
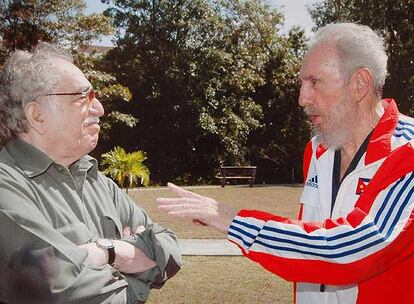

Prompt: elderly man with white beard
[
  {"left": 0, "top": 44, "right": 181, "bottom": 304},
  {"left": 157, "top": 23, "right": 414, "bottom": 304}
]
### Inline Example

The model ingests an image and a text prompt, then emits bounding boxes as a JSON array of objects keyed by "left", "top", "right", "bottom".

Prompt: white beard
[{"left": 306, "top": 97, "right": 355, "bottom": 150}]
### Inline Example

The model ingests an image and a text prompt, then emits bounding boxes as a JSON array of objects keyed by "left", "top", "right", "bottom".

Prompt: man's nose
[
  {"left": 298, "top": 84, "right": 312, "bottom": 108},
  {"left": 90, "top": 98, "right": 105, "bottom": 117}
]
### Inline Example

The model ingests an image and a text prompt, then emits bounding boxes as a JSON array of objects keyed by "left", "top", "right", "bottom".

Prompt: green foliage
[
  {"left": 0, "top": 0, "right": 114, "bottom": 52},
  {"left": 103, "top": 0, "right": 309, "bottom": 184},
  {"left": 101, "top": 146, "right": 150, "bottom": 192},
  {"left": 308, "top": 0, "right": 414, "bottom": 115}
]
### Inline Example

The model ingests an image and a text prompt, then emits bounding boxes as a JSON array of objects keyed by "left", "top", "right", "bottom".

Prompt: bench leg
[
  {"left": 249, "top": 177, "right": 255, "bottom": 187},
  {"left": 221, "top": 178, "right": 226, "bottom": 187}
]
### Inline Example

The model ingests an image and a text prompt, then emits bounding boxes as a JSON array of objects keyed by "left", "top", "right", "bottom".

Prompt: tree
[
  {"left": 103, "top": 0, "right": 309, "bottom": 184},
  {"left": 0, "top": 0, "right": 113, "bottom": 53},
  {"left": 101, "top": 146, "right": 150, "bottom": 193},
  {"left": 308, "top": 0, "right": 414, "bottom": 116},
  {"left": 248, "top": 25, "right": 309, "bottom": 183}
]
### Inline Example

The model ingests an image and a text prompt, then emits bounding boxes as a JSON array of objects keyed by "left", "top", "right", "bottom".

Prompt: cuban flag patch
[{"left": 356, "top": 177, "right": 371, "bottom": 195}]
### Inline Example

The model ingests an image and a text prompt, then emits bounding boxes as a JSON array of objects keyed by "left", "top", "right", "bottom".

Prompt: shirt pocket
[{"left": 57, "top": 222, "right": 92, "bottom": 245}]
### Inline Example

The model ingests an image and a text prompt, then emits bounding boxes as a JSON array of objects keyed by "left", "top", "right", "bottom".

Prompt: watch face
[{"left": 96, "top": 238, "right": 114, "bottom": 249}]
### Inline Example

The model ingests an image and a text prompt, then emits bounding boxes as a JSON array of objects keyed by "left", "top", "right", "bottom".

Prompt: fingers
[
  {"left": 158, "top": 198, "right": 202, "bottom": 212},
  {"left": 157, "top": 197, "right": 209, "bottom": 225},
  {"left": 123, "top": 225, "right": 145, "bottom": 237},
  {"left": 167, "top": 182, "right": 202, "bottom": 199},
  {"left": 157, "top": 195, "right": 210, "bottom": 224},
  {"left": 156, "top": 197, "right": 180, "bottom": 205},
  {"left": 156, "top": 197, "right": 200, "bottom": 205},
  {"left": 158, "top": 197, "right": 209, "bottom": 220},
  {"left": 167, "top": 209, "right": 209, "bottom": 220},
  {"left": 123, "top": 226, "right": 132, "bottom": 237}
]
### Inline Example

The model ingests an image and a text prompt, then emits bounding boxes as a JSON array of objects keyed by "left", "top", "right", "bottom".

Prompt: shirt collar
[
  {"left": 6, "top": 138, "right": 54, "bottom": 178},
  {"left": 6, "top": 138, "right": 99, "bottom": 179},
  {"left": 69, "top": 155, "right": 99, "bottom": 179}
]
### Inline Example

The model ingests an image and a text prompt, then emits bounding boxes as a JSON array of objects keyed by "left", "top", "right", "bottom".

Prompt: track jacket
[{"left": 228, "top": 99, "right": 414, "bottom": 304}]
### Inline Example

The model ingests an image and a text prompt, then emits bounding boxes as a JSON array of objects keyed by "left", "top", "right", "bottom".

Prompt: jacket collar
[{"left": 365, "top": 98, "right": 399, "bottom": 165}]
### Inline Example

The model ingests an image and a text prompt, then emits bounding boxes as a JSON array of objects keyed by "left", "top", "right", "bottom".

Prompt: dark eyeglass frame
[{"left": 41, "top": 87, "right": 96, "bottom": 108}]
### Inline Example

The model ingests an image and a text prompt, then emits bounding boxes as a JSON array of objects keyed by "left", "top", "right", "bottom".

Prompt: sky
[
  {"left": 269, "top": 0, "right": 322, "bottom": 34},
  {"left": 85, "top": 0, "right": 322, "bottom": 46}
]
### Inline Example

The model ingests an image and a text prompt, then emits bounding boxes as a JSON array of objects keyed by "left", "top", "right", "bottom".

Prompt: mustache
[
  {"left": 84, "top": 116, "right": 100, "bottom": 124},
  {"left": 303, "top": 107, "right": 318, "bottom": 116}
]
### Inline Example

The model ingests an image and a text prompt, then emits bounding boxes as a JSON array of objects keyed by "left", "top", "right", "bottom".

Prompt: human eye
[
  {"left": 311, "top": 78, "right": 319, "bottom": 87},
  {"left": 80, "top": 89, "right": 90, "bottom": 99}
]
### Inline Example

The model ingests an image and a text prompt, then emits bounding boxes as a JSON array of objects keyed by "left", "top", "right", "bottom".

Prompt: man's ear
[
  {"left": 24, "top": 101, "right": 47, "bottom": 134},
  {"left": 351, "top": 68, "right": 372, "bottom": 103}
]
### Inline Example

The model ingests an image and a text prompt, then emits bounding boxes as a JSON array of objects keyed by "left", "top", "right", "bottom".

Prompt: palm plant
[{"left": 101, "top": 146, "right": 150, "bottom": 193}]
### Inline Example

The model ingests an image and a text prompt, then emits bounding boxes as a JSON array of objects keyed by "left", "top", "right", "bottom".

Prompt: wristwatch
[{"left": 96, "top": 238, "right": 115, "bottom": 266}]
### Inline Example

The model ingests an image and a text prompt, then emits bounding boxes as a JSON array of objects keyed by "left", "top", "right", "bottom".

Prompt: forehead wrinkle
[
  {"left": 57, "top": 78, "right": 90, "bottom": 94},
  {"left": 301, "top": 57, "right": 344, "bottom": 85},
  {"left": 51, "top": 58, "right": 91, "bottom": 92}
]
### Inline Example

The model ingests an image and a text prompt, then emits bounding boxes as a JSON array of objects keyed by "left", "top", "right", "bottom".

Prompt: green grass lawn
[{"left": 129, "top": 184, "right": 303, "bottom": 304}]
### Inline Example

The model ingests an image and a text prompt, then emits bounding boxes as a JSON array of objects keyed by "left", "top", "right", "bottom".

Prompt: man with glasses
[{"left": 0, "top": 43, "right": 181, "bottom": 303}]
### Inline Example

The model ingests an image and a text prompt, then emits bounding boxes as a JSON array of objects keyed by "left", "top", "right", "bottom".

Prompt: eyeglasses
[{"left": 42, "top": 87, "right": 97, "bottom": 108}]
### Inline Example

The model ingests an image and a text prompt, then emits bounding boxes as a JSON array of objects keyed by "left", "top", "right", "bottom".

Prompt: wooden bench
[{"left": 215, "top": 166, "right": 257, "bottom": 187}]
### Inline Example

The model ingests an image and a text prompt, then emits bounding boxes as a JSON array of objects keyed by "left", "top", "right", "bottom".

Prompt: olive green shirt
[{"left": 0, "top": 139, "right": 181, "bottom": 304}]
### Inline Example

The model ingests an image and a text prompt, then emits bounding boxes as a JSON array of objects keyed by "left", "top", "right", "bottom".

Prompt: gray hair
[
  {"left": 308, "top": 23, "right": 388, "bottom": 98},
  {"left": 0, "top": 43, "right": 73, "bottom": 141}
]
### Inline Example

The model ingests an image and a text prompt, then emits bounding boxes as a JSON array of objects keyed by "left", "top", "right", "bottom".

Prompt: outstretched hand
[{"left": 156, "top": 183, "right": 238, "bottom": 234}]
